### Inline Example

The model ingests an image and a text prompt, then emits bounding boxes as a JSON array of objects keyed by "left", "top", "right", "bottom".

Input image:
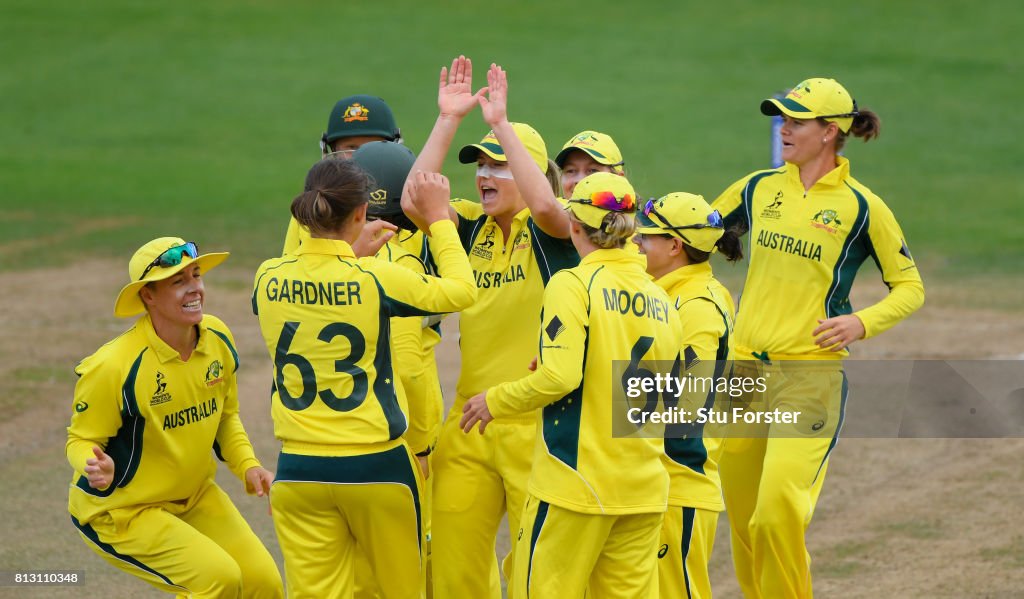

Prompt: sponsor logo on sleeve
[{"left": 545, "top": 316, "right": 566, "bottom": 341}]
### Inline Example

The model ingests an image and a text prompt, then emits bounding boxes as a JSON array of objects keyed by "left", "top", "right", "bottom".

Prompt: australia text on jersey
[
  {"left": 755, "top": 229, "right": 823, "bottom": 262},
  {"left": 474, "top": 264, "right": 526, "bottom": 289},
  {"left": 162, "top": 397, "right": 218, "bottom": 430}
]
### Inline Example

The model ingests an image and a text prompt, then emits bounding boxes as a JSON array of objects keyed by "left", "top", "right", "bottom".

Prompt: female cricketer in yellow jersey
[
  {"left": 711, "top": 78, "right": 924, "bottom": 599},
  {"left": 350, "top": 141, "right": 448, "bottom": 599},
  {"left": 634, "top": 193, "right": 743, "bottom": 599},
  {"left": 66, "top": 238, "right": 282, "bottom": 598},
  {"left": 462, "top": 173, "right": 683, "bottom": 599},
  {"left": 401, "top": 57, "right": 578, "bottom": 598},
  {"left": 286, "top": 141, "right": 445, "bottom": 464},
  {"left": 252, "top": 158, "right": 477, "bottom": 599}
]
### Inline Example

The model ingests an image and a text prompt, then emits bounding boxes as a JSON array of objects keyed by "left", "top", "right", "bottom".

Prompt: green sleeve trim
[
  {"left": 529, "top": 219, "right": 579, "bottom": 286},
  {"left": 541, "top": 326, "right": 589, "bottom": 471},
  {"left": 76, "top": 348, "right": 147, "bottom": 497},
  {"left": 824, "top": 184, "right": 872, "bottom": 318},
  {"left": 354, "top": 266, "right": 412, "bottom": 440},
  {"left": 735, "top": 169, "right": 783, "bottom": 255},
  {"left": 354, "top": 262, "right": 444, "bottom": 319},
  {"left": 457, "top": 213, "right": 488, "bottom": 253},
  {"left": 208, "top": 327, "right": 240, "bottom": 373},
  {"left": 252, "top": 258, "right": 299, "bottom": 316}
]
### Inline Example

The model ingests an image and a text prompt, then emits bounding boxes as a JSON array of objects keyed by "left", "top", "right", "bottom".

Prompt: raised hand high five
[
  {"left": 478, "top": 63, "right": 509, "bottom": 128},
  {"left": 438, "top": 55, "right": 487, "bottom": 120}
]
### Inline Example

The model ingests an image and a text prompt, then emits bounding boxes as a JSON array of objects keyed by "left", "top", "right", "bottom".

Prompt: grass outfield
[{"left": 1, "top": 0, "right": 1020, "bottom": 279}]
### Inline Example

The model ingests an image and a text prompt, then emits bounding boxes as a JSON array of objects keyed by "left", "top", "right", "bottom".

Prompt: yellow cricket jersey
[
  {"left": 712, "top": 157, "right": 924, "bottom": 360},
  {"left": 451, "top": 199, "right": 579, "bottom": 423},
  {"left": 377, "top": 239, "right": 445, "bottom": 455},
  {"left": 655, "top": 262, "right": 735, "bottom": 511},
  {"left": 487, "top": 249, "right": 681, "bottom": 515},
  {"left": 253, "top": 220, "right": 475, "bottom": 455},
  {"left": 66, "top": 314, "right": 260, "bottom": 525},
  {"left": 287, "top": 215, "right": 442, "bottom": 453},
  {"left": 284, "top": 216, "right": 429, "bottom": 266}
]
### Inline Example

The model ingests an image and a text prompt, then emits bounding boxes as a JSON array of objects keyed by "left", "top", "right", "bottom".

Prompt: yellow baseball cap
[
  {"left": 636, "top": 192, "right": 724, "bottom": 252},
  {"left": 554, "top": 130, "right": 624, "bottom": 174},
  {"left": 565, "top": 172, "right": 637, "bottom": 229},
  {"left": 113, "top": 237, "right": 229, "bottom": 318},
  {"left": 760, "top": 78, "right": 858, "bottom": 133},
  {"left": 458, "top": 122, "right": 549, "bottom": 173}
]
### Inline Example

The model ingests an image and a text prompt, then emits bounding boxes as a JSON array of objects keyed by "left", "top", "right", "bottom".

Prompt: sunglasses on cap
[
  {"left": 568, "top": 190, "right": 636, "bottom": 212},
  {"left": 643, "top": 199, "right": 724, "bottom": 231},
  {"left": 816, "top": 99, "right": 860, "bottom": 120},
  {"left": 139, "top": 242, "right": 199, "bottom": 280}
]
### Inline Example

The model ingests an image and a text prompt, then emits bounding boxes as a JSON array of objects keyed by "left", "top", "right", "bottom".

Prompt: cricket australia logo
[
  {"left": 761, "top": 191, "right": 784, "bottom": 219},
  {"left": 151, "top": 371, "right": 172, "bottom": 406},
  {"left": 811, "top": 209, "right": 842, "bottom": 234},
  {"left": 573, "top": 132, "right": 599, "bottom": 146},
  {"left": 205, "top": 360, "right": 225, "bottom": 387},
  {"left": 342, "top": 103, "right": 370, "bottom": 122},
  {"left": 789, "top": 80, "right": 813, "bottom": 100},
  {"left": 513, "top": 229, "right": 530, "bottom": 251}
]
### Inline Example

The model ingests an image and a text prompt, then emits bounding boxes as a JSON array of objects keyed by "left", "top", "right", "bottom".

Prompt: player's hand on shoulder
[
  {"left": 351, "top": 219, "right": 397, "bottom": 258},
  {"left": 411, "top": 171, "right": 452, "bottom": 226},
  {"left": 84, "top": 445, "right": 114, "bottom": 490},
  {"left": 244, "top": 466, "right": 275, "bottom": 497}
]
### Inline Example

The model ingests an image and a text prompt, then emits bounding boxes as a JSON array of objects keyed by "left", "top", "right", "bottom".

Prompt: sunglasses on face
[
  {"left": 568, "top": 190, "right": 636, "bottom": 212},
  {"left": 643, "top": 199, "right": 723, "bottom": 231},
  {"left": 139, "top": 242, "right": 199, "bottom": 280}
]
